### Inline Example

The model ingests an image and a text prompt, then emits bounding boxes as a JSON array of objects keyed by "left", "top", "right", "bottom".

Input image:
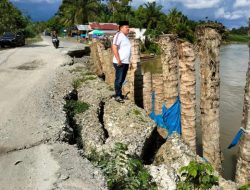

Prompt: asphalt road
[{"left": 0, "top": 38, "right": 106, "bottom": 190}]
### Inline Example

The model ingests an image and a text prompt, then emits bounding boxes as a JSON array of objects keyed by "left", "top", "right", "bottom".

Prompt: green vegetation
[
  {"left": 64, "top": 99, "right": 89, "bottom": 115},
  {"left": 89, "top": 143, "right": 158, "bottom": 190},
  {"left": 238, "top": 184, "right": 250, "bottom": 190},
  {"left": 72, "top": 72, "right": 97, "bottom": 89},
  {"left": 132, "top": 109, "right": 141, "bottom": 116},
  {"left": 25, "top": 35, "right": 43, "bottom": 45},
  {"left": 54, "top": 1, "right": 231, "bottom": 53},
  {"left": 177, "top": 161, "right": 219, "bottom": 190},
  {"left": 231, "top": 26, "right": 248, "bottom": 35},
  {"left": 227, "top": 34, "right": 249, "bottom": 43},
  {"left": 0, "top": 0, "right": 49, "bottom": 38},
  {"left": 69, "top": 66, "right": 86, "bottom": 73},
  {"left": 0, "top": 0, "right": 28, "bottom": 35}
]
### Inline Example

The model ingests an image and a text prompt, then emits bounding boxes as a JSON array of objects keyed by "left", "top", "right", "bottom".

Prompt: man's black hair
[{"left": 118, "top": 21, "right": 129, "bottom": 30}]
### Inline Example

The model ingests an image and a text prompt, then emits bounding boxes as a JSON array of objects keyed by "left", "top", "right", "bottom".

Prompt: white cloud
[
  {"left": 215, "top": 7, "right": 243, "bottom": 20},
  {"left": 233, "top": 0, "right": 250, "bottom": 8},
  {"left": 162, "top": 0, "right": 222, "bottom": 9},
  {"left": 136, "top": 0, "right": 222, "bottom": 9},
  {"left": 11, "top": 0, "right": 61, "bottom": 3}
]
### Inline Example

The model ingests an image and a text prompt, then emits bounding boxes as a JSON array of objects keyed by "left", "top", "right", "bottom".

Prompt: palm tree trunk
[
  {"left": 196, "top": 26, "right": 222, "bottom": 172},
  {"left": 159, "top": 34, "right": 178, "bottom": 108},
  {"left": 235, "top": 18, "right": 250, "bottom": 185},
  {"left": 178, "top": 40, "right": 196, "bottom": 152}
]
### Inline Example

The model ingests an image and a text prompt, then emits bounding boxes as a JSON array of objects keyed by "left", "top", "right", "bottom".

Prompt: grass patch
[
  {"left": 69, "top": 66, "right": 85, "bottom": 73},
  {"left": 64, "top": 100, "right": 89, "bottom": 116},
  {"left": 132, "top": 109, "right": 141, "bottom": 116},
  {"left": 72, "top": 72, "right": 97, "bottom": 89},
  {"left": 83, "top": 72, "right": 94, "bottom": 76},
  {"left": 25, "top": 35, "right": 42, "bottom": 45},
  {"left": 228, "top": 34, "right": 249, "bottom": 43}
]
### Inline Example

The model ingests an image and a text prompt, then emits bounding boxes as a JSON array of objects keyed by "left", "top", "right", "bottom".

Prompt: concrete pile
[
  {"left": 178, "top": 40, "right": 196, "bottom": 152},
  {"left": 196, "top": 26, "right": 222, "bottom": 172}
]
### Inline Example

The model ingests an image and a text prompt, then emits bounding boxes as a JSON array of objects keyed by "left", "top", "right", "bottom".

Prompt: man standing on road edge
[{"left": 112, "top": 21, "right": 131, "bottom": 103}]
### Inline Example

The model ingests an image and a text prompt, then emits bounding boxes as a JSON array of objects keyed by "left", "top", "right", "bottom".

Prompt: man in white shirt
[{"left": 112, "top": 21, "right": 131, "bottom": 103}]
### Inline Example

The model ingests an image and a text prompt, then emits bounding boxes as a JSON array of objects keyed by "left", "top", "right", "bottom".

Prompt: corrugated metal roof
[
  {"left": 89, "top": 22, "right": 118, "bottom": 30},
  {"left": 76, "top": 25, "right": 89, "bottom": 31}
]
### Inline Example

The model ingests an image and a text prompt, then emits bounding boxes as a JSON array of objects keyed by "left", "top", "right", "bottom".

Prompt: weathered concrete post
[
  {"left": 102, "top": 47, "right": 115, "bottom": 86},
  {"left": 143, "top": 72, "right": 153, "bottom": 114},
  {"left": 152, "top": 74, "right": 164, "bottom": 115},
  {"left": 159, "top": 34, "right": 179, "bottom": 137},
  {"left": 159, "top": 34, "right": 179, "bottom": 108},
  {"left": 178, "top": 40, "right": 196, "bottom": 152},
  {"left": 235, "top": 18, "right": 250, "bottom": 185},
  {"left": 90, "top": 42, "right": 104, "bottom": 76},
  {"left": 196, "top": 26, "right": 222, "bottom": 172},
  {"left": 123, "top": 33, "right": 141, "bottom": 103}
]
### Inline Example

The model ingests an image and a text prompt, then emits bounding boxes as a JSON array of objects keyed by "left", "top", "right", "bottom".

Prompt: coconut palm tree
[
  {"left": 57, "top": 0, "right": 100, "bottom": 26},
  {"left": 143, "top": 2, "right": 163, "bottom": 29},
  {"left": 166, "top": 8, "right": 196, "bottom": 42}
]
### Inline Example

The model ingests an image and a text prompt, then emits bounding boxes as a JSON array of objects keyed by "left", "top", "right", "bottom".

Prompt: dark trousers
[{"left": 113, "top": 63, "right": 129, "bottom": 97}]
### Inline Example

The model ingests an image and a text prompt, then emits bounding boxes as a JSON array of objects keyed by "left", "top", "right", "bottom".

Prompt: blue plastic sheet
[
  {"left": 162, "top": 96, "right": 181, "bottom": 136},
  {"left": 228, "top": 128, "right": 246, "bottom": 149},
  {"left": 149, "top": 91, "right": 181, "bottom": 137}
]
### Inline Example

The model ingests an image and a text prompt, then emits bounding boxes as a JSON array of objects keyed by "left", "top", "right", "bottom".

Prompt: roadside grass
[
  {"left": 69, "top": 66, "right": 86, "bottom": 73},
  {"left": 72, "top": 71, "right": 97, "bottom": 89},
  {"left": 64, "top": 99, "right": 89, "bottom": 115},
  {"left": 26, "top": 35, "right": 43, "bottom": 45},
  {"left": 228, "top": 34, "right": 249, "bottom": 43}
]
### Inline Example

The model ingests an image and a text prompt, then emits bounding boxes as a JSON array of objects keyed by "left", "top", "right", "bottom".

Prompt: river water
[{"left": 141, "top": 44, "right": 249, "bottom": 180}]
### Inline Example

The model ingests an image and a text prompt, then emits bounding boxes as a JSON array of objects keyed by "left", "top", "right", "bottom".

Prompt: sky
[{"left": 10, "top": 0, "right": 250, "bottom": 29}]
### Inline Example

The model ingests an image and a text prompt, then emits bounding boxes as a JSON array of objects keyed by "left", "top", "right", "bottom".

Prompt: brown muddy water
[{"left": 141, "top": 44, "right": 249, "bottom": 180}]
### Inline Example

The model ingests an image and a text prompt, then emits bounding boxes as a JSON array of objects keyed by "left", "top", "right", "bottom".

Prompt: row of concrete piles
[
  {"left": 89, "top": 24, "right": 250, "bottom": 184},
  {"left": 143, "top": 29, "right": 222, "bottom": 173}
]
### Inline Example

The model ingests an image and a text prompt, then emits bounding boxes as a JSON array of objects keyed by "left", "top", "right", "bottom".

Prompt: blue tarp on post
[
  {"left": 228, "top": 128, "right": 246, "bottom": 149},
  {"left": 149, "top": 91, "right": 181, "bottom": 138},
  {"left": 162, "top": 96, "right": 181, "bottom": 136}
]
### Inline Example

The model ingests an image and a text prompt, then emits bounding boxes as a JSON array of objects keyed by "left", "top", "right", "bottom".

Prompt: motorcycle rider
[{"left": 51, "top": 30, "right": 59, "bottom": 48}]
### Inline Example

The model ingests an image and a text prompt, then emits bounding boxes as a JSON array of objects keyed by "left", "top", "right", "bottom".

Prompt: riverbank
[
  {"left": 65, "top": 49, "right": 241, "bottom": 189},
  {"left": 223, "top": 34, "right": 249, "bottom": 44}
]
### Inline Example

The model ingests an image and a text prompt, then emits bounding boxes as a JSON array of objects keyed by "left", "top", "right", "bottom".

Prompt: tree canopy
[{"left": 0, "top": 0, "right": 28, "bottom": 35}]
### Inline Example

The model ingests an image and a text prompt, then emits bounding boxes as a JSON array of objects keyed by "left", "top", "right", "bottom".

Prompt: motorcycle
[{"left": 52, "top": 37, "right": 59, "bottom": 48}]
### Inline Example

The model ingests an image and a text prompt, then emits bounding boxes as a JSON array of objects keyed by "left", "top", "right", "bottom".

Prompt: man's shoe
[
  {"left": 121, "top": 95, "right": 128, "bottom": 100},
  {"left": 115, "top": 96, "right": 125, "bottom": 103}
]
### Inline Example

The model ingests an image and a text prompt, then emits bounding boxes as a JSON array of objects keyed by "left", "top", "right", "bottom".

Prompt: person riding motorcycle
[{"left": 51, "top": 30, "right": 59, "bottom": 48}]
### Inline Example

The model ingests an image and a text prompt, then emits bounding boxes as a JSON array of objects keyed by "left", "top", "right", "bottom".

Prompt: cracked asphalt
[{"left": 0, "top": 38, "right": 106, "bottom": 190}]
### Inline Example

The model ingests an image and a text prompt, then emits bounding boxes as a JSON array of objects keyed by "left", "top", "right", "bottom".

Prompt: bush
[
  {"left": 90, "top": 143, "right": 158, "bottom": 190},
  {"left": 177, "top": 161, "right": 219, "bottom": 190}
]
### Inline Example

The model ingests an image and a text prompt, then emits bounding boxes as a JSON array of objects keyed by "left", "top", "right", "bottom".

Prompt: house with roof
[
  {"left": 76, "top": 24, "right": 90, "bottom": 37},
  {"left": 88, "top": 22, "right": 118, "bottom": 36}
]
